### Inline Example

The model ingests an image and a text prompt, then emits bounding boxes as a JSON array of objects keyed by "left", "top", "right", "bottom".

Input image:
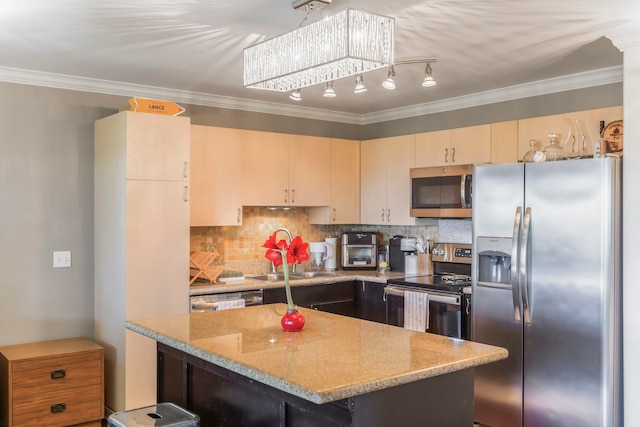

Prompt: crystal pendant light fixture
[
  {"left": 422, "top": 62, "right": 437, "bottom": 87},
  {"left": 243, "top": 8, "right": 394, "bottom": 92},
  {"left": 323, "top": 81, "right": 336, "bottom": 97},
  {"left": 354, "top": 74, "right": 367, "bottom": 93}
]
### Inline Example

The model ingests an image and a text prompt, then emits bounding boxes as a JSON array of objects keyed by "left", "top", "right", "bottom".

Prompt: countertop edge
[
  {"left": 189, "top": 271, "right": 403, "bottom": 296},
  {"left": 126, "top": 317, "right": 508, "bottom": 404}
]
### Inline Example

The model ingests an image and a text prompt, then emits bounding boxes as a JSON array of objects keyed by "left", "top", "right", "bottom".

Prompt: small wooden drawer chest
[{"left": 0, "top": 337, "right": 104, "bottom": 427}]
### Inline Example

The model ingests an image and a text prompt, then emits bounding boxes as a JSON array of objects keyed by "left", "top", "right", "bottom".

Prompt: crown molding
[
  {"left": 0, "top": 64, "right": 623, "bottom": 126},
  {"left": 359, "top": 66, "right": 623, "bottom": 125}
]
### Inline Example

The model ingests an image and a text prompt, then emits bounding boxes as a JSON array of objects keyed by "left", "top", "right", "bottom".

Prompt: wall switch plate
[{"left": 53, "top": 251, "right": 71, "bottom": 268}]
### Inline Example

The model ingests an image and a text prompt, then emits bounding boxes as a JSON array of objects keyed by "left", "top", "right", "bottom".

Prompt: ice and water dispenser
[{"left": 476, "top": 237, "right": 512, "bottom": 284}]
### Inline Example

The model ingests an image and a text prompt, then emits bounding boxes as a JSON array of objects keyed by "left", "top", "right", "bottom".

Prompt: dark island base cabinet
[
  {"left": 355, "top": 280, "right": 387, "bottom": 324},
  {"left": 157, "top": 343, "right": 474, "bottom": 427},
  {"left": 263, "top": 281, "right": 357, "bottom": 318}
]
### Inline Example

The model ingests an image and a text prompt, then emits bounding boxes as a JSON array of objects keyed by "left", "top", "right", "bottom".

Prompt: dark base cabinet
[
  {"left": 263, "top": 281, "right": 357, "bottom": 317},
  {"left": 355, "top": 280, "right": 387, "bottom": 324},
  {"left": 157, "top": 343, "right": 474, "bottom": 427}
]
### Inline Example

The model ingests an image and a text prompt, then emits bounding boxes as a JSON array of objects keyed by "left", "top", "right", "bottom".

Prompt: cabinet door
[
  {"left": 490, "top": 121, "right": 518, "bottom": 164},
  {"left": 360, "top": 138, "right": 388, "bottom": 225},
  {"left": 415, "top": 130, "right": 451, "bottom": 167},
  {"left": 308, "top": 138, "right": 360, "bottom": 224},
  {"left": 450, "top": 124, "right": 491, "bottom": 165},
  {"left": 190, "top": 125, "right": 243, "bottom": 226},
  {"left": 126, "top": 180, "right": 190, "bottom": 319},
  {"left": 242, "top": 130, "right": 289, "bottom": 206},
  {"left": 355, "top": 281, "right": 387, "bottom": 324},
  {"left": 288, "top": 135, "right": 331, "bottom": 206},
  {"left": 124, "top": 111, "right": 190, "bottom": 182},
  {"left": 125, "top": 179, "right": 190, "bottom": 410},
  {"left": 385, "top": 135, "right": 416, "bottom": 226}
]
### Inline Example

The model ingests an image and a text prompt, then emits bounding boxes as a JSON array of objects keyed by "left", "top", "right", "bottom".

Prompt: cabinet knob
[
  {"left": 183, "top": 161, "right": 188, "bottom": 178},
  {"left": 387, "top": 209, "right": 391, "bottom": 222},
  {"left": 291, "top": 189, "right": 295, "bottom": 204},
  {"left": 284, "top": 189, "right": 288, "bottom": 204},
  {"left": 445, "top": 148, "right": 449, "bottom": 163},
  {"left": 51, "top": 403, "right": 66, "bottom": 413},
  {"left": 332, "top": 208, "right": 336, "bottom": 222},
  {"left": 50, "top": 369, "right": 66, "bottom": 380},
  {"left": 452, "top": 147, "right": 456, "bottom": 163},
  {"left": 381, "top": 209, "right": 385, "bottom": 222},
  {"left": 183, "top": 186, "right": 189, "bottom": 202}
]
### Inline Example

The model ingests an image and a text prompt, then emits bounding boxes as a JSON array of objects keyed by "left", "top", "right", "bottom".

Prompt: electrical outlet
[{"left": 53, "top": 251, "right": 71, "bottom": 268}]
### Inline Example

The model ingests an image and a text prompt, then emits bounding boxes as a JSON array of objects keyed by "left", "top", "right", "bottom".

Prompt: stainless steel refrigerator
[{"left": 471, "top": 157, "right": 622, "bottom": 427}]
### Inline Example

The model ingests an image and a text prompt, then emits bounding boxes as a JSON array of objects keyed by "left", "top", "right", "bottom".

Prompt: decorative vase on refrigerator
[{"left": 472, "top": 158, "right": 622, "bottom": 427}]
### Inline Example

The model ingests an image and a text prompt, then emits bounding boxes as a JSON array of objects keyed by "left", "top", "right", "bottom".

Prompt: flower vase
[{"left": 281, "top": 308, "right": 305, "bottom": 332}]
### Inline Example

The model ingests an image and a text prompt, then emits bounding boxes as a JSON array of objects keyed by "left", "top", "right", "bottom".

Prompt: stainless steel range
[{"left": 384, "top": 242, "right": 472, "bottom": 339}]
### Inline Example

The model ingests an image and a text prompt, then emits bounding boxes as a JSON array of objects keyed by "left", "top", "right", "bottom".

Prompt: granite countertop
[
  {"left": 126, "top": 304, "right": 507, "bottom": 404},
  {"left": 189, "top": 270, "right": 407, "bottom": 295}
]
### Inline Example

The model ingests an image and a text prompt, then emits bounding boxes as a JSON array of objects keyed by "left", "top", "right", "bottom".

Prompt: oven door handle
[{"left": 383, "top": 286, "right": 461, "bottom": 305}]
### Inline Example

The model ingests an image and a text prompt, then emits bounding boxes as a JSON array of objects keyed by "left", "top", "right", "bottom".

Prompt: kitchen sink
[{"left": 248, "top": 271, "right": 338, "bottom": 281}]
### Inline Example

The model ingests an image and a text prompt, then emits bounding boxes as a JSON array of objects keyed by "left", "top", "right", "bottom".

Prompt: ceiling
[{"left": 0, "top": 0, "right": 635, "bottom": 124}]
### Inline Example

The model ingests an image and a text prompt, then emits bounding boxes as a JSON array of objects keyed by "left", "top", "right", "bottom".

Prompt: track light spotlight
[
  {"left": 289, "top": 89, "right": 302, "bottom": 101},
  {"left": 323, "top": 81, "right": 337, "bottom": 97},
  {"left": 382, "top": 65, "right": 396, "bottom": 90},
  {"left": 422, "top": 62, "right": 436, "bottom": 87},
  {"left": 354, "top": 74, "right": 367, "bottom": 93}
]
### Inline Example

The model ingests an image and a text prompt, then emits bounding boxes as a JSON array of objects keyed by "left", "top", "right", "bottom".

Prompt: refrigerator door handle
[
  {"left": 520, "top": 207, "right": 532, "bottom": 325},
  {"left": 511, "top": 206, "right": 523, "bottom": 323}
]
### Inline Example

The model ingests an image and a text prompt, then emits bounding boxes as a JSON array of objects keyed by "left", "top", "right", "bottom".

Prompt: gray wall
[{"left": 0, "top": 80, "right": 622, "bottom": 346}]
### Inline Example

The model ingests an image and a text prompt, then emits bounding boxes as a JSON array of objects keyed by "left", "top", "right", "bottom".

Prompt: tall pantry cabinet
[{"left": 94, "top": 111, "right": 190, "bottom": 412}]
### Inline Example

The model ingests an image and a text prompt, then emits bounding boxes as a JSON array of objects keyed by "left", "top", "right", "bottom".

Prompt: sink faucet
[{"left": 271, "top": 227, "right": 297, "bottom": 274}]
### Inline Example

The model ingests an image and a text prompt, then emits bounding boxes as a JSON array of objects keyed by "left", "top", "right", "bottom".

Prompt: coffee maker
[{"left": 388, "top": 235, "right": 417, "bottom": 272}]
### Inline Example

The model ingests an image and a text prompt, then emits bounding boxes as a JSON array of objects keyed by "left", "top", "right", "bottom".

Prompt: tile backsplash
[{"left": 190, "top": 207, "right": 471, "bottom": 274}]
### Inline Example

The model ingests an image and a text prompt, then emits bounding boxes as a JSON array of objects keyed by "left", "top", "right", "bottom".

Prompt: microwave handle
[{"left": 460, "top": 175, "right": 467, "bottom": 208}]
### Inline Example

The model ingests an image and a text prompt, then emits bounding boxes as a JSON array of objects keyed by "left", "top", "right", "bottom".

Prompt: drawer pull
[
  {"left": 51, "top": 369, "right": 66, "bottom": 379},
  {"left": 51, "top": 402, "right": 66, "bottom": 413}
]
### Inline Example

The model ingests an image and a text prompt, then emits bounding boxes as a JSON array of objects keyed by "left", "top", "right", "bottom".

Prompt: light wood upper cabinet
[
  {"left": 416, "top": 125, "right": 491, "bottom": 167},
  {"left": 123, "top": 111, "right": 190, "bottom": 181},
  {"left": 242, "top": 130, "right": 330, "bottom": 206},
  {"left": 308, "top": 138, "right": 361, "bottom": 225},
  {"left": 450, "top": 124, "right": 492, "bottom": 165},
  {"left": 490, "top": 121, "right": 518, "bottom": 164},
  {"left": 517, "top": 106, "right": 623, "bottom": 160},
  {"left": 289, "top": 135, "right": 331, "bottom": 206},
  {"left": 190, "top": 125, "right": 243, "bottom": 226},
  {"left": 415, "top": 130, "right": 450, "bottom": 167},
  {"left": 361, "top": 135, "right": 415, "bottom": 225}
]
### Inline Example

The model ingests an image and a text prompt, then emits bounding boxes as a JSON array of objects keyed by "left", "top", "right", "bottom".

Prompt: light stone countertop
[
  {"left": 189, "top": 270, "right": 407, "bottom": 295},
  {"left": 126, "top": 304, "right": 507, "bottom": 404}
]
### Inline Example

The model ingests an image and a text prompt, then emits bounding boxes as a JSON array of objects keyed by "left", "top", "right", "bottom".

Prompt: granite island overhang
[{"left": 126, "top": 303, "right": 508, "bottom": 426}]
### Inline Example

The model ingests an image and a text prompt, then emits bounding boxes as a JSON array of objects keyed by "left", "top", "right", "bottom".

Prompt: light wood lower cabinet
[{"left": 0, "top": 338, "right": 104, "bottom": 427}]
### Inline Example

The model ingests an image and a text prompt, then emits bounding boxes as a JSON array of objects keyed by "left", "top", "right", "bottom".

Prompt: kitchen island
[{"left": 126, "top": 304, "right": 507, "bottom": 426}]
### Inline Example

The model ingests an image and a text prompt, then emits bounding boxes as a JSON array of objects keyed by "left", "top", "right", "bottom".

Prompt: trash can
[{"left": 108, "top": 402, "right": 200, "bottom": 427}]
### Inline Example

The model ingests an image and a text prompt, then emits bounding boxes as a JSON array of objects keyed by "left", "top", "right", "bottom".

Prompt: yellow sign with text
[{"left": 128, "top": 98, "right": 185, "bottom": 116}]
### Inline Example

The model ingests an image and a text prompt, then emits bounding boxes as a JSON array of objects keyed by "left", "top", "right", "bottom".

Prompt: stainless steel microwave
[{"left": 410, "top": 164, "right": 473, "bottom": 218}]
